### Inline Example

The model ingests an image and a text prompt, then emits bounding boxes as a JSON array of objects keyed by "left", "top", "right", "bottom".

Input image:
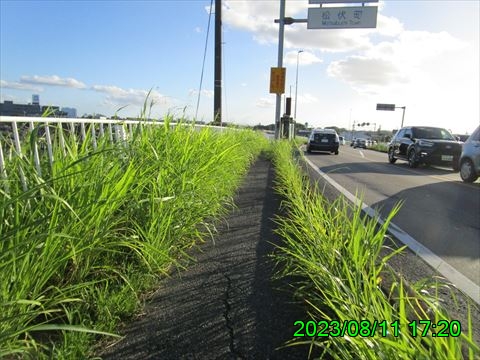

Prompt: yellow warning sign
[{"left": 269, "top": 67, "right": 286, "bottom": 94}]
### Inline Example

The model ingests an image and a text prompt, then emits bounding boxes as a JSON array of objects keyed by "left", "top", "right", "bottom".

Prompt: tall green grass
[
  {"left": 369, "top": 143, "right": 388, "bottom": 153},
  {"left": 272, "top": 140, "right": 479, "bottom": 359},
  {"left": 0, "top": 118, "right": 268, "bottom": 358}
]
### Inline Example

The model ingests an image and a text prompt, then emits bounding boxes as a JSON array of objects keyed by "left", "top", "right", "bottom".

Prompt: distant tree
[
  {"left": 253, "top": 124, "right": 275, "bottom": 131},
  {"left": 325, "top": 126, "right": 348, "bottom": 134},
  {"left": 295, "top": 122, "right": 307, "bottom": 131}
]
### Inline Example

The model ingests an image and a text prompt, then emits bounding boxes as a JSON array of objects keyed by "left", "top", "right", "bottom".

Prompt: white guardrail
[{"left": 0, "top": 116, "right": 228, "bottom": 190}]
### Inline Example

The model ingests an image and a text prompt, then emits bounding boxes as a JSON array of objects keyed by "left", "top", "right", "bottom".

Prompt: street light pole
[
  {"left": 274, "top": 0, "right": 286, "bottom": 139},
  {"left": 294, "top": 50, "right": 303, "bottom": 120}
]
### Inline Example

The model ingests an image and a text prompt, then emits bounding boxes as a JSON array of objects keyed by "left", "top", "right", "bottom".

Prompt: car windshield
[{"left": 413, "top": 127, "right": 455, "bottom": 140}]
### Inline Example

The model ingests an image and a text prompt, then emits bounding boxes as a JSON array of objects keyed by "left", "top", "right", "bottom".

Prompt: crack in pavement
[{"left": 223, "top": 273, "right": 245, "bottom": 360}]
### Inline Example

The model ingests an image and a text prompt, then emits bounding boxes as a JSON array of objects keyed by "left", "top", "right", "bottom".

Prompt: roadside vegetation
[
  {"left": 369, "top": 142, "right": 388, "bottom": 153},
  {"left": 2, "top": 113, "right": 478, "bottom": 360},
  {"left": 271, "top": 140, "right": 479, "bottom": 359},
  {"left": 0, "top": 116, "right": 268, "bottom": 358}
]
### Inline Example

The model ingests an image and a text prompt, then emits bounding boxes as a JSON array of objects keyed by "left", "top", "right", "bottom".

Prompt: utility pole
[{"left": 214, "top": 0, "right": 222, "bottom": 125}]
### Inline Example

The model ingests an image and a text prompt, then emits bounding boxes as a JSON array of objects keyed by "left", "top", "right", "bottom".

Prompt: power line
[
  {"left": 195, "top": 0, "right": 214, "bottom": 121},
  {"left": 222, "top": 39, "right": 228, "bottom": 124}
]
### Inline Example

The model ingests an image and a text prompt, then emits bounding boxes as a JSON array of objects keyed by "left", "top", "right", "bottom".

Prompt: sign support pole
[
  {"left": 376, "top": 103, "right": 406, "bottom": 129},
  {"left": 273, "top": 0, "right": 378, "bottom": 139},
  {"left": 274, "top": 0, "right": 286, "bottom": 140},
  {"left": 399, "top": 106, "right": 406, "bottom": 128}
]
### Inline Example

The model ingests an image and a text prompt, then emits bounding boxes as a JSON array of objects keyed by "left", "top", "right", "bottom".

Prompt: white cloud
[
  {"left": 91, "top": 85, "right": 169, "bottom": 108},
  {"left": 256, "top": 97, "right": 275, "bottom": 108},
  {"left": 205, "top": 3, "right": 214, "bottom": 14},
  {"left": 284, "top": 51, "right": 322, "bottom": 66},
  {"left": 222, "top": 0, "right": 374, "bottom": 52},
  {"left": 188, "top": 89, "right": 214, "bottom": 98},
  {"left": 286, "top": 26, "right": 373, "bottom": 53},
  {"left": 298, "top": 93, "right": 319, "bottom": 104},
  {"left": 20, "top": 75, "right": 87, "bottom": 89},
  {"left": 327, "top": 29, "right": 467, "bottom": 94},
  {"left": 327, "top": 56, "right": 409, "bottom": 91},
  {"left": 366, "top": 30, "right": 466, "bottom": 66},
  {"left": 223, "top": 0, "right": 286, "bottom": 45},
  {"left": 0, "top": 79, "right": 43, "bottom": 92},
  {"left": 221, "top": 0, "right": 464, "bottom": 64},
  {"left": 376, "top": 14, "right": 404, "bottom": 37}
]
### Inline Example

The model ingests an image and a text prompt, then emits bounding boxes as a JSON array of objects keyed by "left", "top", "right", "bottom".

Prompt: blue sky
[{"left": 1, "top": 0, "right": 478, "bottom": 134}]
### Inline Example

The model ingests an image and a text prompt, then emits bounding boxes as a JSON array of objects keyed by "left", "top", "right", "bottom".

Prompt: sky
[{"left": 0, "top": 0, "right": 479, "bottom": 134}]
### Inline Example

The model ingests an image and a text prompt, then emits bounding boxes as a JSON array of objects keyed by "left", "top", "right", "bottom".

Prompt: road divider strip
[{"left": 304, "top": 156, "right": 480, "bottom": 306}]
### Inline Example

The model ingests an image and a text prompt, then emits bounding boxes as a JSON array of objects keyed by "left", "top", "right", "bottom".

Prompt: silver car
[
  {"left": 459, "top": 125, "right": 480, "bottom": 183},
  {"left": 353, "top": 138, "right": 367, "bottom": 149}
]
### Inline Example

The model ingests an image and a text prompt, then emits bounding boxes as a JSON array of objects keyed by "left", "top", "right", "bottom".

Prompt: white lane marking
[
  {"left": 304, "top": 156, "right": 480, "bottom": 306},
  {"left": 346, "top": 148, "right": 465, "bottom": 184}
]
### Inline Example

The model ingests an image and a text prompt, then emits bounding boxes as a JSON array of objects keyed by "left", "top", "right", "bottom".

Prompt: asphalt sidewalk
[{"left": 99, "top": 156, "right": 311, "bottom": 359}]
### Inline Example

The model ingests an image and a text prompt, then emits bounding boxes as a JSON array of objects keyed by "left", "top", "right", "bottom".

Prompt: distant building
[
  {"left": 41, "top": 106, "right": 67, "bottom": 117},
  {"left": 61, "top": 107, "right": 77, "bottom": 118},
  {"left": 0, "top": 97, "right": 67, "bottom": 117},
  {"left": 0, "top": 100, "right": 41, "bottom": 116}
]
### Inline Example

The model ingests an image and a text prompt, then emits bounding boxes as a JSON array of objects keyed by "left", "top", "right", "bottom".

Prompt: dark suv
[
  {"left": 387, "top": 126, "right": 462, "bottom": 170},
  {"left": 306, "top": 128, "right": 339, "bottom": 154}
]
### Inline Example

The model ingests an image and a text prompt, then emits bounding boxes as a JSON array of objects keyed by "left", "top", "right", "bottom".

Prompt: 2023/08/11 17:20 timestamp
[{"left": 293, "top": 320, "right": 462, "bottom": 338}]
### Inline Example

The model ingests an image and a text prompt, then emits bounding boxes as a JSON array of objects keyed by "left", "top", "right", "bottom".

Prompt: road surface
[{"left": 305, "top": 144, "right": 479, "bottom": 290}]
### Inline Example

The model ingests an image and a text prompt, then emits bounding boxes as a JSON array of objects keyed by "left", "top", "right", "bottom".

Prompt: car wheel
[
  {"left": 408, "top": 149, "right": 419, "bottom": 168},
  {"left": 335, "top": 150, "right": 339, "bottom": 155},
  {"left": 388, "top": 147, "right": 397, "bottom": 164},
  {"left": 460, "top": 158, "right": 478, "bottom": 183}
]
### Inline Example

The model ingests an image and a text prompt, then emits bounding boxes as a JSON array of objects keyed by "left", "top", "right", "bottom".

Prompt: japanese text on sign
[{"left": 308, "top": 6, "right": 377, "bottom": 29}]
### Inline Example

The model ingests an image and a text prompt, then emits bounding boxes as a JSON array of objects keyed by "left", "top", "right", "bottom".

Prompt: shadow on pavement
[{"left": 97, "top": 156, "right": 315, "bottom": 359}]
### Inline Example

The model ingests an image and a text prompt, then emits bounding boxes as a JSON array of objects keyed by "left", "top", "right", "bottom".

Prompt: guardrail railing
[{"left": 0, "top": 116, "right": 227, "bottom": 191}]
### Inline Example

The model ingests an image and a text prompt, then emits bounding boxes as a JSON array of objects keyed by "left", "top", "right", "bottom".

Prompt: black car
[
  {"left": 387, "top": 126, "right": 462, "bottom": 170},
  {"left": 306, "top": 128, "right": 339, "bottom": 154}
]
